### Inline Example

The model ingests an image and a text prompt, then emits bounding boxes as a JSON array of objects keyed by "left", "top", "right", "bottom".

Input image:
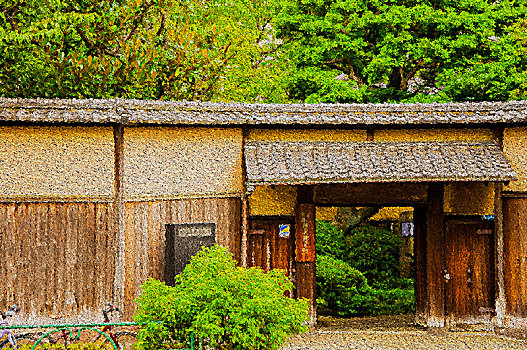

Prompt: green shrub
[
  {"left": 316, "top": 221, "right": 407, "bottom": 289},
  {"left": 343, "top": 225, "right": 404, "bottom": 289},
  {"left": 134, "top": 245, "right": 309, "bottom": 350},
  {"left": 315, "top": 220, "right": 348, "bottom": 261},
  {"left": 316, "top": 255, "right": 374, "bottom": 316},
  {"left": 316, "top": 255, "right": 415, "bottom": 316},
  {"left": 368, "top": 288, "right": 415, "bottom": 315}
]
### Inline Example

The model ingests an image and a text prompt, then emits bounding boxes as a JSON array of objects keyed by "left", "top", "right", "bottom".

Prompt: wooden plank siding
[
  {"left": 503, "top": 198, "right": 527, "bottom": 319},
  {"left": 0, "top": 202, "right": 115, "bottom": 323},
  {"left": 121, "top": 197, "right": 241, "bottom": 319}
]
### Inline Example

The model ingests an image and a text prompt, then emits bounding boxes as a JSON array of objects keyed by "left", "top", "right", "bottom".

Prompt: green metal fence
[{"left": 0, "top": 322, "right": 194, "bottom": 350}]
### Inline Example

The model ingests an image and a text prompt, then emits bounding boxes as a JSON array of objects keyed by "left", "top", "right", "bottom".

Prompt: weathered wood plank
[
  {"left": 295, "top": 204, "right": 316, "bottom": 263},
  {"left": 123, "top": 202, "right": 136, "bottom": 319},
  {"left": 414, "top": 206, "right": 428, "bottom": 326},
  {"left": 426, "top": 183, "right": 445, "bottom": 327},
  {"left": 314, "top": 183, "right": 428, "bottom": 206},
  {"left": 445, "top": 220, "right": 494, "bottom": 324},
  {"left": 296, "top": 262, "right": 316, "bottom": 325},
  {"left": 504, "top": 198, "right": 527, "bottom": 317}
]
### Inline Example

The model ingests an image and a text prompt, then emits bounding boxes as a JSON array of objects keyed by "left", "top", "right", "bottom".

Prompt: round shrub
[
  {"left": 135, "top": 245, "right": 309, "bottom": 350},
  {"left": 316, "top": 255, "right": 373, "bottom": 316}
]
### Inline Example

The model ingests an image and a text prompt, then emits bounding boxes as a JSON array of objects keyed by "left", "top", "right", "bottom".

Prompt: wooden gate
[
  {"left": 247, "top": 218, "right": 294, "bottom": 275},
  {"left": 444, "top": 218, "right": 495, "bottom": 324}
]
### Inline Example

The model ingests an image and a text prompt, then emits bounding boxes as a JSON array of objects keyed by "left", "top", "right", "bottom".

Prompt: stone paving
[{"left": 283, "top": 315, "right": 527, "bottom": 350}]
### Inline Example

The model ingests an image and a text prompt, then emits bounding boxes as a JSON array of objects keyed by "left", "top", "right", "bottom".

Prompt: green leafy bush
[
  {"left": 316, "top": 255, "right": 415, "bottom": 316},
  {"left": 134, "top": 245, "right": 309, "bottom": 350},
  {"left": 316, "top": 221, "right": 415, "bottom": 315},
  {"left": 316, "top": 255, "right": 373, "bottom": 316},
  {"left": 316, "top": 221, "right": 406, "bottom": 289},
  {"left": 368, "top": 288, "right": 416, "bottom": 316},
  {"left": 345, "top": 225, "right": 405, "bottom": 289}
]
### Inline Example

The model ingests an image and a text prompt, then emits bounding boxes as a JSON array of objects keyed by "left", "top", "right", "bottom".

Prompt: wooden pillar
[
  {"left": 241, "top": 195, "right": 249, "bottom": 267},
  {"left": 414, "top": 206, "right": 428, "bottom": 326},
  {"left": 112, "top": 124, "right": 126, "bottom": 317},
  {"left": 426, "top": 182, "right": 445, "bottom": 327},
  {"left": 295, "top": 185, "right": 316, "bottom": 325},
  {"left": 494, "top": 183, "right": 506, "bottom": 326}
]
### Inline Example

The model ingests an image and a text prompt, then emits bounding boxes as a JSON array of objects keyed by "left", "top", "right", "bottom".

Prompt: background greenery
[
  {"left": 316, "top": 220, "right": 415, "bottom": 316},
  {"left": 1, "top": 0, "right": 526, "bottom": 103}
]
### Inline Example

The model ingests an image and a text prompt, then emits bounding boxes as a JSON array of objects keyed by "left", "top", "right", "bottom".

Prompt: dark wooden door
[
  {"left": 444, "top": 219, "right": 494, "bottom": 323},
  {"left": 248, "top": 218, "right": 294, "bottom": 274},
  {"left": 164, "top": 223, "right": 216, "bottom": 285}
]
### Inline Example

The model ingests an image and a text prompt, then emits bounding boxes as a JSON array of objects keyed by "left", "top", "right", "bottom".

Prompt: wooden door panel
[
  {"left": 248, "top": 218, "right": 294, "bottom": 274},
  {"left": 445, "top": 219, "right": 494, "bottom": 322}
]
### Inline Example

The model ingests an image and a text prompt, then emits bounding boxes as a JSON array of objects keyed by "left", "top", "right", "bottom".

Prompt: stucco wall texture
[
  {"left": 444, "top": 183, "right": 495, "bottom": 215},
  {"left": 123, "top": 127, "right": 243, "bottom": 199},
  {"left": 0, "top": 126, "right": 114, "bottom": 198},
  {"left": 374, "top": 128, "right": 497, "bottom": 142},
  {"left": 249, "top": 185, "right": 297, "bottom": 216},
  {"left": 248, "top": 128, "right": 367, "bottom": 142},
  {"left": 503, "top": 127, "right": 527, "bottom": 192}
]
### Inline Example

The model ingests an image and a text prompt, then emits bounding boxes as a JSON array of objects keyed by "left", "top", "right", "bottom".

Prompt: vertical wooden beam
[
  {"left": 426, "top": 182, "right": 445, "bottom": 327},
  {"left": 241, "top": 195, "right": 249, "bottom": 267},
  {"left": 494, "top": 182, "right": 506, "bottom": 326},
  {"left": 240, "top": 127, "right": 249, "bottom": 267},
  {"left": 414, "top": 205, "right": 428, "bottom": 326},
  {"left": 295, "top": 185, "right": 316, "bottom": 325},
  {"left": 113, "top": 125, "right": 126, "bottom": 316}
]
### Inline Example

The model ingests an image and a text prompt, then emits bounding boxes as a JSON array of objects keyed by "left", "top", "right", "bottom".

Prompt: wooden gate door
[
  {"left": 247, "top": 218, "right": 294, "bottom": 274},
  {"left": 444, "top": 219, "right": 495, "bottom": 324}
]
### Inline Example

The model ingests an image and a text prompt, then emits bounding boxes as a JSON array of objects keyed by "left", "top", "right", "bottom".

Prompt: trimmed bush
[
  {"left": 316, "top": 255, "right": 374, "bottom": 316},
  {"left": 368, "top": 288, "right": 415, "bottom": 315},
  {"left": 134, "top": 245, "right": 309, "bottom": 350},
  {"left": 344, "top": 225, "right": 404, "bottom": 289},
  {"left": 316, "top": 221, "right": 408, "bottom": 289}
]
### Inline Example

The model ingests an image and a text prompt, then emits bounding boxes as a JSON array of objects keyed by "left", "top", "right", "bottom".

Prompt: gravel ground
[{"left": 282, "top": 315, "right": 527, "bottom": 350}]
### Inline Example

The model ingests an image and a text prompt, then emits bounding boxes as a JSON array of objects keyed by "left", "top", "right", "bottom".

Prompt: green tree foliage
[
  {"left": 273, "top": 0, "right": 527, "bottom": 103},
  {"left": 135, "top": 245, "right": 309, "bottom": 350},
  {"left": 0, "top": 0, "right": 288, "bottom": 101},
  {"left": 317, "top": 221, "right": 406, "bottom": 289}
]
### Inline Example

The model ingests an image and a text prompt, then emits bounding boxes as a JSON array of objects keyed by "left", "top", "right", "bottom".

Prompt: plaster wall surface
[
  {"left": 0, "top": 126, "right": 114, "bottom": 199},
  {"left": 123, "top": 127, "right": 243, "bottom": 199},
  {"left": 374, "top": 128, "right": 497, "bottom": 142},
  {"left": 503, "top": 127, "right": 527, "bottom": 192},
  {"left": 444, "top": 183, "right": 495, "bottom": 215},
  {"left": 249, "top": 185, "right": 297, "bottom": 216},
  {"left": 247, "top": 128, "right": 367, "bottom": 142}
]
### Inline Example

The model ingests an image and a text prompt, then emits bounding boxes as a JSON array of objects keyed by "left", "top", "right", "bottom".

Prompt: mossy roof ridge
[{"left": 1, "top": 97, "right": 527, "bottom": 125}]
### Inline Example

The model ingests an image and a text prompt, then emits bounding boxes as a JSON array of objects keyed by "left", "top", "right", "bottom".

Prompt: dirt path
[{"left": 283, "top": 315, "right": 527, "bottom": 350}]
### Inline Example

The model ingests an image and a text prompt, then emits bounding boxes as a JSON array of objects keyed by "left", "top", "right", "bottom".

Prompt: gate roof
[{"left": 244, "top": 141, "right": 517, "bottom": 186}]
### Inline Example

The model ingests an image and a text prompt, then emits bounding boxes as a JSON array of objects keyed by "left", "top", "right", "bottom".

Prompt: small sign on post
[{"left": 279, "top": 224, "right": 290, "bottom": 238}]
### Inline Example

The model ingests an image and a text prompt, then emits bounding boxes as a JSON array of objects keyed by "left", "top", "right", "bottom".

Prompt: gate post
[
  {"left": 295, "top": 185, "right": 316, "bottom": 326},
  {"left": 426, "top": 182, "right": 445, "bottom": 327}
]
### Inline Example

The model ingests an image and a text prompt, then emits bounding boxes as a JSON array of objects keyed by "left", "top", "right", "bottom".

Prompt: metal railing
[{"left": 0, "top": 322, "right": 194, "bottom": 350}]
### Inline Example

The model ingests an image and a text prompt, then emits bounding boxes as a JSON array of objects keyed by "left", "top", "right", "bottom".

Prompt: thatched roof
[
  {"left": 244, "top": 141, "right": 517, "bottom": 185},
  {"left": 1, "top": 98, "right": 527, "bottom": 126}
]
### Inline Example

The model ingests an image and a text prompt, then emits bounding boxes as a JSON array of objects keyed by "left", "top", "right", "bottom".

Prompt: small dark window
[{"left": 164, "top": 223, "right": 216, "bottom": 286}]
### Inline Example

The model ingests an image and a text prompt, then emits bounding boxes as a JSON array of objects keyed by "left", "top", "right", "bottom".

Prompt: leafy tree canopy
[
  {"left": 273, "top": 0, "right": 527, "bottom": 103},
  {"left": 0, "top": 0, "right": 287, "bottom": 101}
]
